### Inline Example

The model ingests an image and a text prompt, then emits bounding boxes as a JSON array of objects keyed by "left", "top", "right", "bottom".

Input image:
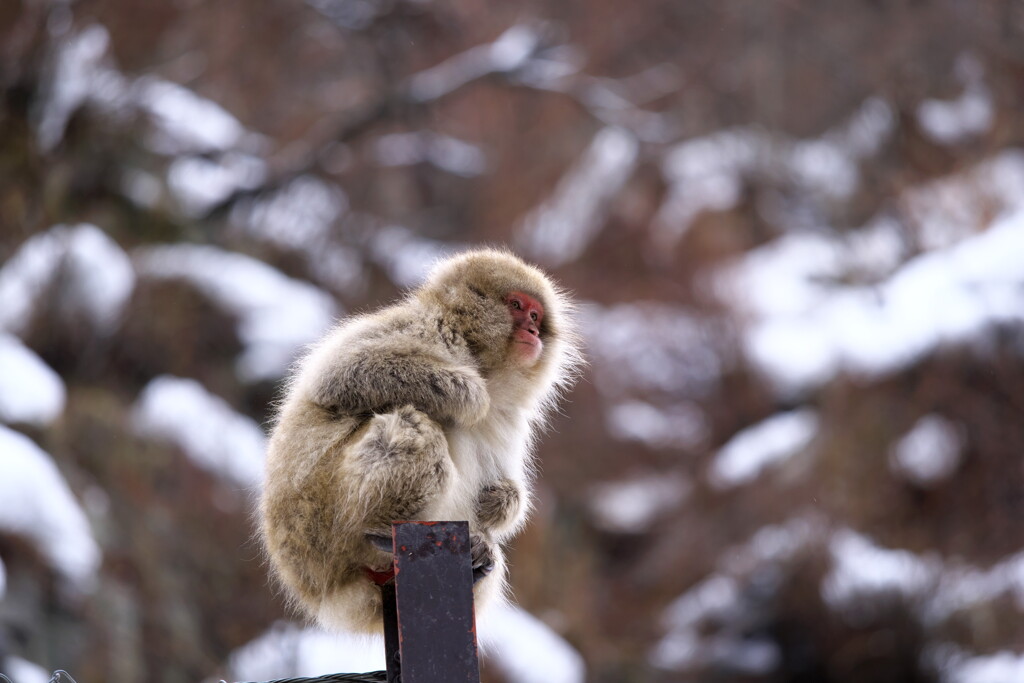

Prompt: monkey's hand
[
  {"left": 475, "top": 479, "right": 525, "bottom": 536},
  {"left": 313, "top": 350, "right": 490, "bottom": 427},
  {"left": 424, "top": 363, "right": 490, "bottom": 427},
  {"left": 470, "top": 534, "right": 495, "bottom": 584}
]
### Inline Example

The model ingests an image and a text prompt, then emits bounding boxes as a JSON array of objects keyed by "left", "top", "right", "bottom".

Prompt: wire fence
[
  {"left": 0, "top": 671, "right": 79, "bottom": 683},
  {"left": 0, "top": 669, "right": 388, "bottom": 683},
  {"left": 229, "top": 673, "right": 388, "bottom": 683}
]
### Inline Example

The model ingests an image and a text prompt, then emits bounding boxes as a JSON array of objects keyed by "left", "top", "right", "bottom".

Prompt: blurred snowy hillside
[{"left": 2, "top": 1, "right": 1024, "bottom": 682}]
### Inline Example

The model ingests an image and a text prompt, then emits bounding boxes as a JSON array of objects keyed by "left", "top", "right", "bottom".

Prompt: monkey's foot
[
  {"left": 363, "top": 532, "right": 395, "bottom": 585},
  {"left": 367, "top": 531, "right": 493, "bottom": 583},
  {"left": 364, "top": 566, "right": 395, "bottom": 585},
  {"left": 366, "top": 532, "right": 393, "bottom": 552},
  {"left": 471, "top": 534, "right": 495, "bottom": 584}
]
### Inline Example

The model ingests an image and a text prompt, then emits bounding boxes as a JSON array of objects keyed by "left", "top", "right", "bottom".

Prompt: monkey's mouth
[
  {"left": 512, "top": 329, "right": 542, "bottom": 349},
  {"left": 511, "top": 332, "right": 542, "bottom": 365}
]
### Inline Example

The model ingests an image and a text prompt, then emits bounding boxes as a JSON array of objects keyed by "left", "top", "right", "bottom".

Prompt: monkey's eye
[
  {"left": 530, "top": 311, "right": 538, "bottom": 322},
  {"left": 510, "top": 299, "right": 522, "bottom": 310}
]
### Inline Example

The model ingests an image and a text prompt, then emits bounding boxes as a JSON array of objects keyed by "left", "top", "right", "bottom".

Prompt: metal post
[
  {"left": 387, "top": 521, "right": 481, "bottom": 683},
  {"left": 381, "top": 581, "right": 401, "bottom": 683}
]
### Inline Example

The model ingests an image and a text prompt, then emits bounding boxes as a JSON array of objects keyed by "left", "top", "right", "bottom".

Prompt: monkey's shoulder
[
  {"left": 335, "top": 312, "right": 470, "bottom": 367},
  {"left": 296, "top": 309, "right": 486, "bottom": 417}
]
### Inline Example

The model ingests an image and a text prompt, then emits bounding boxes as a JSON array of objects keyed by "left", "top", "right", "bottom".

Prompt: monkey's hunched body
[{"left": 260, "top": 249, "right": 579, "bottom": 633}]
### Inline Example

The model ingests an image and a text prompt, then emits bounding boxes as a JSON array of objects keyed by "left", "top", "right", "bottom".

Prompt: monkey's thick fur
[{"left": 260, "top": 249, "right": 580, "bottom": 633}]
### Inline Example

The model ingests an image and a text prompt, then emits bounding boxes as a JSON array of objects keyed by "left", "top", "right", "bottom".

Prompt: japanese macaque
[{"left": 260, "top": 249, "right": 580, "bottom": 633}]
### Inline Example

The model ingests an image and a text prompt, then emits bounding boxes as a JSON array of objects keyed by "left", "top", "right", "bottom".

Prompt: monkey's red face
[{"left": 506, "top": 291, "right": 544, "bottom": 365}]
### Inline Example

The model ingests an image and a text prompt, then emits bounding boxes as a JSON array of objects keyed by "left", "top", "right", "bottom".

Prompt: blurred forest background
[{"left": 2, "top": 0, "right": 1024, "bottom": 682}]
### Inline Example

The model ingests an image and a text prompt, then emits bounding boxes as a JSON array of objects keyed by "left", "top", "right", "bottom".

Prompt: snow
[
  {"left": 889, "top": 414, "right": 964, "bottom": 487},
  {"left": 652, "top": 515, "right": 825, "bottom": 673},
  {"left": 918, "top": 90, "right": 993, "bottom": 145},
  {"left": 786, "top": 138, "right": 858, "bottom": 199},
  {"left": 917, "top": 55, "right": 993, "bottom": 145},
  {"left": 902, "top": 151, "right": 1024, "bottom": 252},
  {"left": 228, "top": 622, "right": 385, "bottom": 680},
  {"left": 654, "top": 128, "right": 758, "bottom": 246},
  {"left": 167, "top": 152, "right": 267, "bottom": 216},
  {"left": 479, "top": 603, "right": 586, "bottom": 683},
  {"left": 306, "top": 0, "right": 388, "bottom": 31},
  {"left": 230, "top": 176, "right": 364, "bottom": 294},
  {"left": 709, "top": 409, "right": 818, "bottom": 489},
  {"left": 924, "top": 550, "right": 1024, "bottom": 624},
  {"left": 654, "top": 625, "right": 781, "bottom": 677},
  {"left": 407, "top": 25, "right": 538, "bottom": 102},
  {"left": 654, "top": 516, "right": 998, "bottom": 675},
  {"left": 722, "top": 231, "right": 840, "bottom": 320},
  {"left": 3, "top": 657, "right": 51, "bottom": 683},
  {"left": 121, "top": 169, "right": 163, "bottom": 208},
  {"left": 753, "top": 208, "right": 1024, "bottom": 390},
  {"left": 433, "top": 30, "right": 675, "bottom": 143},
  {"left": 662, "top": 574, "right": 740, "bottom": 632},
  {"left": 581, "top": 303, "right": 723, "bottom": 399},
  {"left": 137, "top": 76, "right": 248, "bottom": 154},
  {"left": 799, "top": 526, "right": 1024, "bottom": 636},
  {"left": 539, "top": 65, "right": 680, "bottom": 143},
  {"left": 518, "top": 126, "right": 638, "bottom": 266},
  {"left": 230, "top": 604, "right": 585, "bottom": 683},
  {"left": 832, "top": 96, "right": 896, "bottom": 159},
  {"left": 374, "top": 131, "right": 487, "bottom": 177},
  {"left": 586, "top": 471, "right": 691, "bottom": 534},
  {"left": 36, "top": 25, "right": 125, "bottom": 151},
  {"left": 657, "top": 136, "right": 842, "bottom": 247},
  {"left": 0, "top": 425, "right": 101, "bottom": 592},
  {"left": 368, "top": 226, "right": 462, "bottom": 288},
  {"left": 720, "top": 153, "right": 1024, "bottom": 394},
  {"left": 651, "top": 575, "right": 755, "bottom": 672},
  {"left": 35, "top": 23, "right": 252, "bottom": 157},
  {"left": 133, "top": 244, "right": 339, "bottom": 381},
  {"left": 821, "top": 529, "right": 939, "bottom": 612},
  {"left": 131, "top": 375, "right": 267, "bottom": 488},
  {"left": 584, "top": 64, "right": 681, "bottom": 111},
  {"left": 515, "top": 46, "right": 583, "bottom": 90},
  {"left": 655, "top": 98, "right": 894, "bottom": 248},
  {"left": 944, "top": 650, "right": 1024, "bottom": 683},
  {"left": 605, "top": 400, "right": 708, "bottom": 450},
  {"left": 840, "top": 214, "right": 907, "bottom": 280},
  {"left": 233, "top": 175, "right": 346, "bottom": 248},
  {"left": 721, "top": 515, "right": 825, "bottom": 576},
  {"left": 651, "top": 630, "right": 701, "bottom": 671},
  {"left": 0, "top": 224, "right": 135, "bottom": 337},
  {"left": 0, "top": 334, "right": 66, "bottom": 426},
  {"left": 306, "top": 242, "right": 367, "bottom": 296},
  {"left": 719, "top": 639, "right": 780, "bottom": 676},
  {"left": 488, "top": 25, "right": 539, "bottom": 72}
]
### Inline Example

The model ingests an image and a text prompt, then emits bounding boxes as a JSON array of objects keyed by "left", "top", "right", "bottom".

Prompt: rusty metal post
[
  {"left": 389, "top": 521, "right": 481, "bottom": 683},
  {"left": 381, "top": 580, "right": 401, "bottom": 683}
]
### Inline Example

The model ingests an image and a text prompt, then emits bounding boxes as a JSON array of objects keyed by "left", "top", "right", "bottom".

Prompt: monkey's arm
[{"left": 311, "top": 348, "right": 490, "bottom": 427}]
